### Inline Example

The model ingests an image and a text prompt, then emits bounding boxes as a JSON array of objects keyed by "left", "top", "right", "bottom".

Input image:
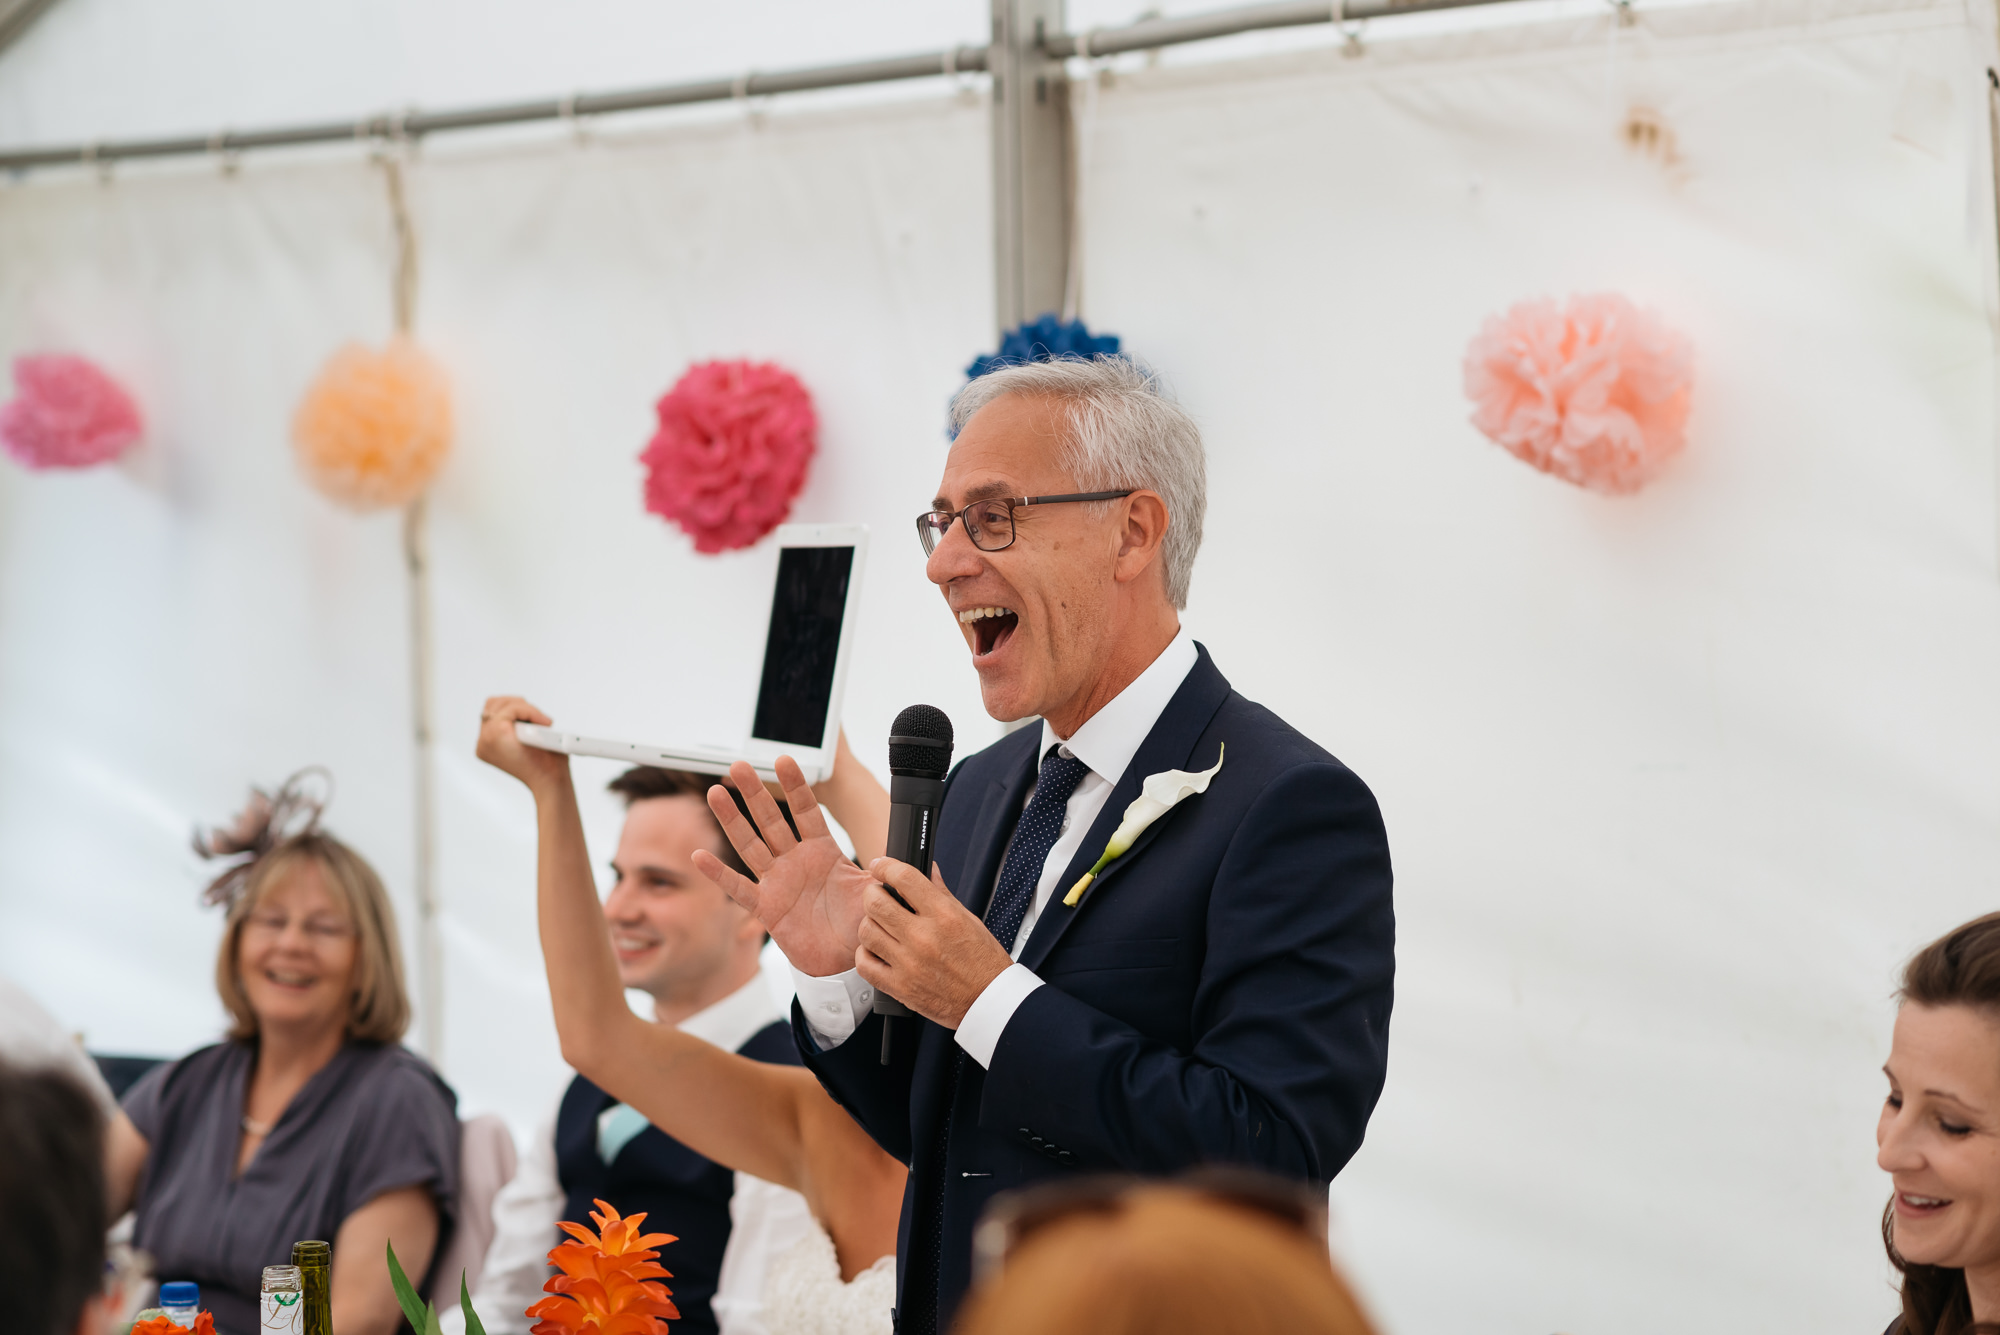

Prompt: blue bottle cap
[{"left": 159, "top": 1281, "right": 199, "bottom": 1306}]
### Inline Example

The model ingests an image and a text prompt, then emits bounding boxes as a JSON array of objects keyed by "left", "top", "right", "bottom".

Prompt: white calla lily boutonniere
[{"left": 1063, "top": 745, "right": 1225, "bottom": 907}]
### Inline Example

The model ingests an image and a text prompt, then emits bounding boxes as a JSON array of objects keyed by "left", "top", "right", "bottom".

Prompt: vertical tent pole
[
  {"left": 383, "top": 153, "right": 444, "bottom": 1063},
  {"left": 990, "top": 0, "right": 1072, "bottom": 334},
  {"left": 403, "top": 494, "right": 440, "bottom": 1062}
]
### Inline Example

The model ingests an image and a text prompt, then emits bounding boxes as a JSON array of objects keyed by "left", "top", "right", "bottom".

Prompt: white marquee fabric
[{"left": 1, "top": 0, "right": 1995, "bottom": 1328}]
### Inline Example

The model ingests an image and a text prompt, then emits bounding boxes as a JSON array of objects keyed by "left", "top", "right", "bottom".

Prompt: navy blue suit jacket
[{"left": 794, "top": 644, "right": 1394, "bottom": 1330}]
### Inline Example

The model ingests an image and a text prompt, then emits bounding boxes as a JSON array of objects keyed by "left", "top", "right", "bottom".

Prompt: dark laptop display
[{"left": 751, "top": 544, "right": 855, "bottom": 747}]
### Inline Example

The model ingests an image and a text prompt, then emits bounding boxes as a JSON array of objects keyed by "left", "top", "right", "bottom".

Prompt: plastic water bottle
[{"left": 158, "top": 1282, "right": 200, "bottom": 1328}]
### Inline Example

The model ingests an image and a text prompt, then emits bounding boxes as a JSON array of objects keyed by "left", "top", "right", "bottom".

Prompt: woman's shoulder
[
  {"left": 320, "top": 1043, "right": 462, "bottom": 1212},
  {"left": 121, "top": 1040, "right": 249, "bottom": 1139},
  {"left": 338, "top": 1041, "right": 458, "bottom": 1114},
  {"left": 123, "top": 1040, "right": 244, "bottom": 1107}
]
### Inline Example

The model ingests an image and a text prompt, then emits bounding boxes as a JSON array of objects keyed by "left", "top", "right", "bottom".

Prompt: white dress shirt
[
  {"left": 792, "top": 630, "right": 1199, "bottom": 1068},
  {"left": 443, "top": 975, "right": 815, "bottom": 1335}
]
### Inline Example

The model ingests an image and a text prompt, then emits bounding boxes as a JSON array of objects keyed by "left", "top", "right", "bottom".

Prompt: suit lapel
[
  {"left": 1017, "top": 645, "right": 1233, "bottom": 972},
  {"left": 950, "top": 727, "right": 1040, "bottom": 917}
]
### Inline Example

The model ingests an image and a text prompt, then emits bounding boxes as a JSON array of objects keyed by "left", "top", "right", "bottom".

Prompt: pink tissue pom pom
[
  {"left": 1463, "top": 293, "right": 1693, "bottom": 495},
  {"left": 0, "top": 354, "right": 143, "bottom": 470},
  {"left": 641, "top": 360, "right": 817, "bottom": 554}
]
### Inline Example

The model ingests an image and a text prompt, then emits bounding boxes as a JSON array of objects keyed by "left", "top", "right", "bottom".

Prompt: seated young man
[{"left": 451, "top": 766, "right": 811, "bottom": 1335}]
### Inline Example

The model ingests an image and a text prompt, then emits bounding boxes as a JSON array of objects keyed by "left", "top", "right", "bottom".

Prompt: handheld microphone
[{"left": 876, "top": 704, "right": 954, "bottom": 1064}]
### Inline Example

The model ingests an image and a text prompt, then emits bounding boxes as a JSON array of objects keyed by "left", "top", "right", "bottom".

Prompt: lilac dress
[{"left": 124, "top": 1040, "right": 459, "bottom": 1335}]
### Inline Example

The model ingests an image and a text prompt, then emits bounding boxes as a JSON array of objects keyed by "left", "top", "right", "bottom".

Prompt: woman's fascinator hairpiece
[{"left": 192, "top": 767, "right": 334, "bottom": 909}]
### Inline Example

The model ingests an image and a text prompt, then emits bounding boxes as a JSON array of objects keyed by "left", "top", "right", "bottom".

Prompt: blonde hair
[
  {"left": 214, "top": 832, "right": 411, "bottom": 1044},
  {"left": 953, "top": 1184, "right": 1377, "bottom": 1335}
]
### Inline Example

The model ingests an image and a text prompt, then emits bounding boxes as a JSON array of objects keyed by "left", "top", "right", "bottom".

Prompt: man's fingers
[
  {"left": 691, "top": 848, "right": 763, "bottom": 913},
  {"left": 705, "top": 785, "right": 776, "bottom": 876},
  {"left": 773, "top": 755, "right": 835, "bottom": 842},
  {"left": 869, "top": 857, "right": 942, "bottom": 909},
  {"left": 860, "top": 885, "right": 913, "bottom": 941},
  {"left": 731, "top": 761, "right": 800, "bottom": 855},
  {"left": 855, "top": 945, "right": 892, "bottom": 986}
]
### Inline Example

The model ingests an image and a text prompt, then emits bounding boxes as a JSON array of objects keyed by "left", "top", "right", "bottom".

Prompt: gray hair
[{"left": 947, "top": 355, "right": 1207, "bottom": 609}]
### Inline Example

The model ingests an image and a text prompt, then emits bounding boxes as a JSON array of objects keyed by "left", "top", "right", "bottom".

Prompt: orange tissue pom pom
[
  {"left": 292, "top": 336, "right": 452, "bottom": 509},
  {"left": 527, "top": 1198, "right": 679, "bottom": 1335}
]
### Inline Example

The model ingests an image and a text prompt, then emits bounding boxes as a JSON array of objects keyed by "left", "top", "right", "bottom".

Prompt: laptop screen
[{"left": 751, "top": 544, "right": 855, "bottom": 747}]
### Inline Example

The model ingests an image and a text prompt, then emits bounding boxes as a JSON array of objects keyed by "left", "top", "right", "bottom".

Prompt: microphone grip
[
  {"left": 877, "top": 995, "right": 909, "bottom": 1064},
  {"left": 886, "top": 774, "right": 946, "bottom": 872},
  {"left": 877, "top": 772, "right": 945, "bottom": 1062}
]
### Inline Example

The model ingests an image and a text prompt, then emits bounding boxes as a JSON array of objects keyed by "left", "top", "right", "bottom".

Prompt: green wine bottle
[{"left": 291, "top": 1240, "right": 331, "bottom": 1335}]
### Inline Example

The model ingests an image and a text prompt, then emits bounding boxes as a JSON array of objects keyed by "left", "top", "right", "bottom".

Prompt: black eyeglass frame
[{"left": 915, "top": 489, "right": 1136, "bottom": 556}]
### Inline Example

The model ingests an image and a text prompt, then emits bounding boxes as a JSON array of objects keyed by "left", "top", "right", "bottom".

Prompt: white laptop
[{"left": 516, "top": 522, "right": 869, "bottom": 785}]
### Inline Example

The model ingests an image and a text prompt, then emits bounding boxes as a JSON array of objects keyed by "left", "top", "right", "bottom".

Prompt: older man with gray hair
[{"left": 699, "top": 355, "right": 1395, "bottom": 1334}]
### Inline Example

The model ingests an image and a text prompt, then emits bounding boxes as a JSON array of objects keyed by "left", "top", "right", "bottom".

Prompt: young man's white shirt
[{"left": 442, "top": 974, "right": 815, "bottom": 1335}]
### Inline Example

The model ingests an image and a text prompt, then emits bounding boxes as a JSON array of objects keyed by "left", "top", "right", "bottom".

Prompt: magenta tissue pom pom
[
  {"left": 0, "top": 354, "right": 143, "bottom": 470},
  {"left": 1463, "top": 293, "right": 1693, "bottom": 495},
  {"left": 641, "top": 359, "right": 817, "bottom": 554}
]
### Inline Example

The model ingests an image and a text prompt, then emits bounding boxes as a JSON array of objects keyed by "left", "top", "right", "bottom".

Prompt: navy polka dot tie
[
  {"left": 903, "top": 744, "right": 1092, "bottom": 1335},
  {"left": 983, "top": 745, "right": 1092, "bottom": 957}
]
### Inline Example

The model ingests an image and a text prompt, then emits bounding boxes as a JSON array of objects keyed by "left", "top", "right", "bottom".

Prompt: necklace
[{"left": 241, "top": 1115, "right": 275, "bottom": 1137}]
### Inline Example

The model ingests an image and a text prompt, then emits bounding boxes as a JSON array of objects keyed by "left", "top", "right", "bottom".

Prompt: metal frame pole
[
  {"left": 0, "top": 0, "right": 1535, "bottom": 175},
  {"left": 990, "top": 0, "right": 1071, "bottom": 334}
]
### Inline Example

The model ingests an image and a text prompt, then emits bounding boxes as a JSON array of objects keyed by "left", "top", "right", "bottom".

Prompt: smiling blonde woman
[
  {"left": 1879, "top": 912, "right": 2000, "bottom": 1335},
  {"left": 105, "top": 772, "right": 460, "bottom": 1335}
]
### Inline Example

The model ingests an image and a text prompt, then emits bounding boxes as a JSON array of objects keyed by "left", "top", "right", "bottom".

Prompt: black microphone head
[{"left": 888, "top": 705, "right": 954, "bottom": 777}]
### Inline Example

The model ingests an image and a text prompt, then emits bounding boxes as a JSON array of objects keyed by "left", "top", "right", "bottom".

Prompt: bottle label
[{"left": 261, "top": 1291, "right": 304, "bottom": 1333}]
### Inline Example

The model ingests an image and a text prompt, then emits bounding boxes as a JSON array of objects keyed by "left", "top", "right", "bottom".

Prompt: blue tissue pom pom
[{"left": 965, "top": 314, "right": 1121, "bottom": 381}]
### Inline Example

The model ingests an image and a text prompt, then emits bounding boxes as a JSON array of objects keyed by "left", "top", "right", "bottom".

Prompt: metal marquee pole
[{"left": 0, "top": 0, "right": 1524, "bottom": 175}]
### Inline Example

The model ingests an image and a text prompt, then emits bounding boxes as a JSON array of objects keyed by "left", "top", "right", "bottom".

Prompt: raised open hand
[{"left": 692, "top": 755, "right": 875, "bottom": 978}]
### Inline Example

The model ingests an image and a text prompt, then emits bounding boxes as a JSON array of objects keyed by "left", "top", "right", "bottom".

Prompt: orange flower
[
  {"left": 527, "top": 1198, "right": 680, "bottom": 1335},
  {"left": 132, "top": 1314, "right": 216, "bottom": 1335}
]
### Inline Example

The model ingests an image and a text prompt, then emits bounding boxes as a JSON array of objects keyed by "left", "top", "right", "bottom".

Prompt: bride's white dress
[
  {"left": 761, "top": 1221, "right": 897, "bottom": 1335},
  {"left": 713, "top": 1173, "right": 895, "bottom": 1335}
]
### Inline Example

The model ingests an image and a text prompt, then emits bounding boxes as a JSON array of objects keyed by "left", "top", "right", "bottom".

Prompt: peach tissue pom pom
[
  {"left": 1463, "top": 292, "right": 1694, "bottom": 495},
  {"left": 0, "top": 353, "right": 143, "bottom": 470},
  {"left": 292, "top": 336, "right": 452, "bottom": 510},
  {"left": 641, "top": 359, "right": 817, "bottom": 554}
]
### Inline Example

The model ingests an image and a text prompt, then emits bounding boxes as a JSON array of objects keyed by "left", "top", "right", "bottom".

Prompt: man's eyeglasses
[{"left": 916, "top": 490, "right": 1134, "bottom": 557}]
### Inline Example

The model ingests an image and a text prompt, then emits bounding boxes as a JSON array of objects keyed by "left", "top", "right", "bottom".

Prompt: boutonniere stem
[{"left": 1063, "top": 745, "right": 1224, "bottom": 907}]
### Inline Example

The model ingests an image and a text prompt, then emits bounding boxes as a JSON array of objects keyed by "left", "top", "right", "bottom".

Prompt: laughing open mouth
[{"left": 959, "top": 605, "right": 1019, "bottom": 657}]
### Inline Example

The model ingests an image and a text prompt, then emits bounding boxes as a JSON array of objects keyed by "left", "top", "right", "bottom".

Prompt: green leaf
[
  {"left": 384, "top": 1240, "right": 433, "bottom": 1335},
  {"left": 424, "top": 1304, "right": 443, "bottom": 1335},
  {"left": 459, "top": 1273, "right": 488, "bottom": 1335}
]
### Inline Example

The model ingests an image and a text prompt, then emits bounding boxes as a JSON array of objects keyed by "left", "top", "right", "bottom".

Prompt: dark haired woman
[
  {"left": 1879, "top": 911, "right": 2000, "bottom": 1333},
  {"left": 106, "top": 774, "right": 459, "bottom": 1335}
]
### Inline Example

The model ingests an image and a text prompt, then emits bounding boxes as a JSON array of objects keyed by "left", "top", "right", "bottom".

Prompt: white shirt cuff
[
  {"left": 954, "top": 963, "right": 1044, "bottom": 1069},
  {"left": 790, "top": 966, "right": 877, "bottom": 1050}
]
